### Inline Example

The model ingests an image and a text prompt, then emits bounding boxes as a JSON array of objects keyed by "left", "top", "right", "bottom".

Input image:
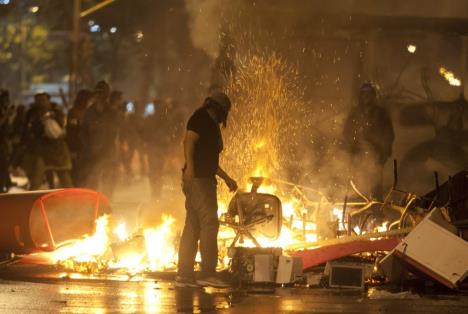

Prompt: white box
[
  {"left": 276, "top": 256, "right": 303, "bottom": 284},
  {"left": 254, "top": 254, "right": 275, "bottom": 282},
  {"left": 394, "top": 208, "right": 468, "bottom": 289}
]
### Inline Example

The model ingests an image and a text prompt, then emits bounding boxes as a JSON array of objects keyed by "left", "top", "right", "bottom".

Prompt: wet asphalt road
[{"left": 1, "top": 277, "right": 468, "bottom": 314}]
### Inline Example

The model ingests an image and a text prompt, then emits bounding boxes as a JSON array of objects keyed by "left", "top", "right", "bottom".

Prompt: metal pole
[
  {"left": 80, "top": 0, "right": 116, "bottom": 18},
  {"left": 70, "top": 0, "right": 81, "bottom": 102}
]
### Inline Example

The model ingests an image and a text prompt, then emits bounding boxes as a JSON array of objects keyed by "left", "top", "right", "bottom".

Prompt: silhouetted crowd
[{"left": 0, "top": 81, "right": 184, "bottom": 201}]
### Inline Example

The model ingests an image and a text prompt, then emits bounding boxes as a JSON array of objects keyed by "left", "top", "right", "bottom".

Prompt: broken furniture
[
  {"left": 422, "top": 170, "right": 468, "bottom": 240},
  {"left": 345, "top": 161, "right": 431, "bottom": 236},
  {"left": 221, "top": 177, "right": 282, "bottom": 247},
  {"left": 290, "top": 228, "right": 408, "bottom": 270},
  {"left": 0, "top": 189, "right": 111, "bottom": 254}
]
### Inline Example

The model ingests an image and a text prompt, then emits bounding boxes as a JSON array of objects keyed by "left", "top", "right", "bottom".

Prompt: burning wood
[{"left": 30, "top": 214, "right": 178, "bottom": 274}]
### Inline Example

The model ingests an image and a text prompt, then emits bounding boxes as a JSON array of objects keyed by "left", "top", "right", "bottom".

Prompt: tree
[{"left": 0, "top": 1, "right": 68, "bottom": 101}]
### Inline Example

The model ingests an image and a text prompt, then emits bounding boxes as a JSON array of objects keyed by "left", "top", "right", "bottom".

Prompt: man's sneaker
[
  {"left": 196, "top": 276, "right": 230, "bottom": 288},
  {"left": 175, "top": 275, "right": 199, "bottom": 288}
]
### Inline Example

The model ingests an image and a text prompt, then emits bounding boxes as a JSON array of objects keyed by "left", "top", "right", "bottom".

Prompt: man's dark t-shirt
[{"left": 186, "top": 107, "right": 222, "bottom": 178}]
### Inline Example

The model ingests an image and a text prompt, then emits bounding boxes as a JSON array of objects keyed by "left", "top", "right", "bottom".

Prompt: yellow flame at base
[
  {"left": 51, "top": 215, "right": 110, "bottom": 264},
  {"left": 45, "top": 214, "right": 178, "bottom": 274}
]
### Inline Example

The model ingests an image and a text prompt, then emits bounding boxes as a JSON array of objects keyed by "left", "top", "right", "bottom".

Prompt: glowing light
[
  {"left": 126, "top": 102, "right": 135, "bottom": 113},
  {"left": 439, "top": 67, "right": 461, "bottom": 86},
  {"left": 332, "top": 207, "right": 345, "bottom": 231},
  {"left": 136, "top": 31, "right": 144, "bottom": 42},
  {"left": 255, "top": 140, "right": 266, "bottom": 149},
  {"left": 144, "top": 103, "right": 155, "bottom": 116},
  {"left": 90, "top": 24, "right": 101, "bottom": 33},
  {"left": 110, "top": 27, "right": 117, "bottom": 34},
  {"left": 407, "top": 44, "right": 416, "bottom": 54},
  {"left": 0, "top": 0, "right": 11, "bottom": 5},
  {"left": 29, "top": 6, "right": 39, "bottom": 13}
]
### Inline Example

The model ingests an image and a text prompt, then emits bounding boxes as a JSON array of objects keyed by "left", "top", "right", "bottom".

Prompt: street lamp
[{"left": 29, "top": 6, "right": 39, "bottom": 13}]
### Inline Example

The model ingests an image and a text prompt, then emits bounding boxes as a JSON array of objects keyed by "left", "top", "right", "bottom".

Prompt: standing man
[
  {"left": 0, "top": 90, "right": 13, "bottom": 193},
  {"left": 343, "top": 83, "right": 394, "bottom": 198},
  {"left": 21, "top": 93, "right": 72, "bottom": 190},
  {"left": 144, "top": 98, "right": 185, "bottom": 203},
  {"left": 66, "top": 89, "right": 93, "bottom": 186},
  {"left": 81, "top": 82, "right": 122, "bottom": 198},
  {"left": 176, "top": 92, "right": 237, "bottom": 288}
]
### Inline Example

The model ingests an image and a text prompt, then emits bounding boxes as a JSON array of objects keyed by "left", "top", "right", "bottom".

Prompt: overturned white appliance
[{"left": 381, "top": 207, "right": 468, "bottom": 289}]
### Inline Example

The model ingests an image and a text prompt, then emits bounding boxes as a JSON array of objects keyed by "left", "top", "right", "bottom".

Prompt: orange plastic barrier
[{"left": 0, "top": 189, "right": 111, "bottom": 254}]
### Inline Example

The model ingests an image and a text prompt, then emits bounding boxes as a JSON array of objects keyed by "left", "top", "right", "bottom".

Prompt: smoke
[
  {"left": 135, "top": 0, "right": 468, "bottom": 213},
  {"left": 184, "top": 0, "right": 227, "bottom": 59}
]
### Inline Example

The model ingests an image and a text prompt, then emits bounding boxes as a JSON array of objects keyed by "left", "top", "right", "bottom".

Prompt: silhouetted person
[
  {"left": 343, "top": 83, "right": 394, "bottom": 198},
  {"left": 144, "top": 98, "right": 184, "bottom": 202},
  {"left": 67, "top": 89, "right": 93, "bottom": 186},
  {"left": 9, "top": 104, "right": 26, "bottom": 181},
  {"left": 21, "top": 93, "right": 72, "bottom": 190},
  {"left": 438, "top": 93, "right": 467, "bottom": 144},
  {"left": 176, "top": 92, "right": 237, "bottom": 288},
  {"left": 121, "top": 101, "right": 146, "bottom": 179},
  {"left": 0, "top": 90, "right": 13, "bottom": 193},
  {"left": 81, "top": 82, "right": 122, "bottom": 198}
]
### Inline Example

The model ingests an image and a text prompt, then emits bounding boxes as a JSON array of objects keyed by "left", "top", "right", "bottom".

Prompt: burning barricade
[{"left": 0, "top": 168, "right": 466, "bottom": 294}]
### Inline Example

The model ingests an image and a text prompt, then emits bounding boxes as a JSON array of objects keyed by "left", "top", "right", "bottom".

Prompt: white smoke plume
[{"left": 184, "top": 0, "right": 227, "bottom": 59}]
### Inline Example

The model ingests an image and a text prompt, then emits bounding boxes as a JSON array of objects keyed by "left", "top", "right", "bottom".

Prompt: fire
[
  {"left": 332, "top": 207, "right": 345, "bottom": 231},
  {"left": 353, "top": 221, "right": 389, "bottom": 236},
  {"left": 41, "top": 213, "right": 177, "bottom": 273},
  {"left": 143, "top": 215, "right": 177, "bottom": 271},
  {"left": 51, "top": 215, "right": 110, "bottom": 266},
  {"left": 113, "top": 222, "right": 129, "bottom": 242},
  {"left": 375, "top": 221, "right": 389, "bottom": 233},
  {"left": 218, "top": 173, "right": 321, "bottom": 252},
  {"left": 214, "top": 52, "right": 323, "bottom": 252},
  {"left": 109, "top": 214, "right": 177, "bottom": 272},
  {"left": 439, "top": 67, "right": 461, "bottom": 86}
]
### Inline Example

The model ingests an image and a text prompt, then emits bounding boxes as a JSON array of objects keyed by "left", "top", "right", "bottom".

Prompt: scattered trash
[
  {"left": 276, "top": 256, "right": 303, "bottom": 284},
  {"left": 368, "top": 288, "right": 420, "bottom": 300},
  {"left": 305, "top": 272, "right": 323, "bottom": 286},
  {"left": 326, "top": 261, "right": 365, "bottom": 289}
]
